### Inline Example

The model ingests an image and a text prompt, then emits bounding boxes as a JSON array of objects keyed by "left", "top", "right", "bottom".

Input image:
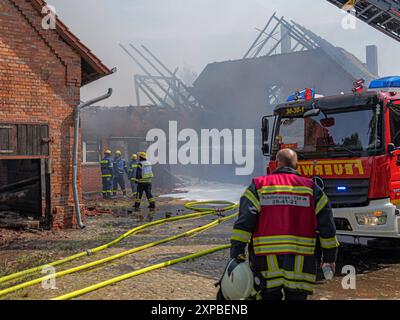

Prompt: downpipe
[{"left": 73, "top": 89, "right": 113, "bottom": 229}]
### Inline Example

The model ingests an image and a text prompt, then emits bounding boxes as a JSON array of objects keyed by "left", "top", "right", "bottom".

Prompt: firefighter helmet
[
  {"left": 138, "top": 152, "right": 147, "bottom": 159},
  {"left": 115, "top": 150, "right": 122, "bottom": 156},
  {"left": 131, "top": 154, "right": 138, "bottom": 160},
  {"left": 219, "top": 259, "right": 254, "bottom": 300},
  {"left": 104, "top": 150, "right": 112, "bottom": 155}
]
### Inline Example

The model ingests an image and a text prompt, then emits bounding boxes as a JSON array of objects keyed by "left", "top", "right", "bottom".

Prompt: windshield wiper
[{"left": 317, "top": 145, "right": 360, "bottom": 156}]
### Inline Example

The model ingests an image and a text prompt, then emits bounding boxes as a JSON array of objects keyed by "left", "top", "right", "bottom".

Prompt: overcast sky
[{"left": 50, "top": 0, "right": 400, "bottom": 106}]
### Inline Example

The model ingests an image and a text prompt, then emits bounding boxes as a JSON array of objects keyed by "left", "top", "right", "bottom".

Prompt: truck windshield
[{"left": 273, "top": 106, "right": 383, "bottom": 158}]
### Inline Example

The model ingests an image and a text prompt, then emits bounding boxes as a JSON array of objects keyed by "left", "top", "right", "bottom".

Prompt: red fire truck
[{"left": 262, "top": 77, "right": 400, "bottom": 239}]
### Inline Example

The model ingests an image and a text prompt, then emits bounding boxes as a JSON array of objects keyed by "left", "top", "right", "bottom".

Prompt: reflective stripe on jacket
[
  {"left": 252, "top": 172, "right": 317, "bottom": 256},
  {"left": 100, "top": 156, "right": 114, "bottom": 177},
  {"left": 128, "top": 160, "right": 139, "bottom": 182},
  {"left": 136, "top": 161, "right": 154, "bottom": 183},
  {"left": 230, "top": 166, "right": 339, "bottom": 293}
]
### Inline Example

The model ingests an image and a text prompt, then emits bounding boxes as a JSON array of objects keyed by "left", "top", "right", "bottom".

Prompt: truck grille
[{"left": 323, "top": 179, "right": 370, "bottom": 208}]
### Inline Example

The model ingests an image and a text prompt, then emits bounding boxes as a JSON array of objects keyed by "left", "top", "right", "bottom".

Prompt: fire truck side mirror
[
  {"left": 388, "top": 144, "right": 400, "bottom": 164},
  {"left": 388, "top": 143, "right": 400, "bottom": 157},
  {"left": 303, "top": 108, "right": 321, "bottom": 118},
  {"left": 262, "top": 117, "right": 270, "bottom": 156}
]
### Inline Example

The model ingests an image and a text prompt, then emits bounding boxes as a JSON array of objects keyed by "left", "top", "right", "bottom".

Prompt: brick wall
[
  {"left": 82, "top": 164, "right": 102, "bottom": 193},
  {"left": 0, "top": 0, "right": 82, "bottom": 228}
]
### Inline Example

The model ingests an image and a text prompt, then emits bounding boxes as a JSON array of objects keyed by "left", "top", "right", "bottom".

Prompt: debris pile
[{"left": 0, "top": 211, "right": 40, "bottom": 230}]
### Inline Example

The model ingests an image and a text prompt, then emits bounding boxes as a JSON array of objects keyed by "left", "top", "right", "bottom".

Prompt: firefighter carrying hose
[
  {"left": 134, "top": 152, "right": 155, "bottom": 210},
  {"left": 229, "top": 148, "right": 339, "bottom": 300},
  {"left": 100, "top": 150, "right": 114, "bottom": 199},
  {"left": 113, "top": 150, "right": 128, "bottom": 197},
  {"left": 128, "top": 154, "right": 139, "bottom": 198}
]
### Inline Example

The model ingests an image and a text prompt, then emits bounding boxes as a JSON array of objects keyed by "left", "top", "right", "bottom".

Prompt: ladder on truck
[{"left": 326, "top": 0, "right": 400, "bottom": 43}]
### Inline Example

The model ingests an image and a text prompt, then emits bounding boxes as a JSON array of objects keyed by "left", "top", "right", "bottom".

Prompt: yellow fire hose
[
  {"left": 52, "top": 244, "right": 231, "bottom": 300},
  {"left": 0, "top": 211, "right": 237, "bottom": 298},
  {"left": 0, "top": 201, "right": 238, "bottom": 296},
  {"left": 0, "top": 200, "right": 237, "bottom": 285}
]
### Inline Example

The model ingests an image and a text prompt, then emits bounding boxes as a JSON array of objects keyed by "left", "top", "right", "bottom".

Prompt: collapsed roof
[{"left": 191, "top": 16, "right": 378, "bottom": 128}]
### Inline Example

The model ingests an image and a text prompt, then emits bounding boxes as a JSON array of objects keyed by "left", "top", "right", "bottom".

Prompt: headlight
[{"left": 355, "top": 211, "right": 387, "bottom": 226}]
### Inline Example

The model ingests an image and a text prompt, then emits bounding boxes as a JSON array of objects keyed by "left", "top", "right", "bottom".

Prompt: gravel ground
[{"left": 1, "top": 196, "right": 400, "bottom": 300}]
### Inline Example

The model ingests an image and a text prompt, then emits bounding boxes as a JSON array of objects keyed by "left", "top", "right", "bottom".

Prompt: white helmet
[{"left": 219, "top": 259, "right": 255, "bottom": 300}]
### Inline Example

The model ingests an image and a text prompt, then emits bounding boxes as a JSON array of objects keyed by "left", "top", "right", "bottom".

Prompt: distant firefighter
[
  {"left": 113, "top": 150, "right": 128, "bottom": 197},
  {"left": 128, "top": 153, "right": 139, "bottom": 198},
  {"left": 134, "top": 152, "right": 155, "bottom": 209},
  {"left": 100, "top": 150, "right": 114, "bottom": 199}
]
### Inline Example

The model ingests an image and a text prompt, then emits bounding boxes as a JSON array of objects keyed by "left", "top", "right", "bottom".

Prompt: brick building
[{"left": 0, "top": 0, "right": 111, "bottom": 228}]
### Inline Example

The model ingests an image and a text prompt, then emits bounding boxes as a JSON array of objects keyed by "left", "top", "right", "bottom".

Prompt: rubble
[{"left": 0, "top": 212, "right": 40, "bottom": 230}]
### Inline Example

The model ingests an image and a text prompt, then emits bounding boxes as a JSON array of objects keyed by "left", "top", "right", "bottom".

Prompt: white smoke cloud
[{"left": 49, "top": 0, "right": 400, "bottom": 106}]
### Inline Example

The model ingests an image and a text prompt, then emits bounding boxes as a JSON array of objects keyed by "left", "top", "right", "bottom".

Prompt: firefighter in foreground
[
  {"left": 227, "top": 149, "right": 338, "bottom": 300},
  {"left": 134, "top": 152, "right": 155, "bottom": 210},
  {"left": 113, "top": 150, "right": 128, "bottom": 197},
  {"left": 100, "top": 150, "right": 114, "bottom": 199},
  {"left": 128, "top": 153, "right": 139, "bottom": 198}
]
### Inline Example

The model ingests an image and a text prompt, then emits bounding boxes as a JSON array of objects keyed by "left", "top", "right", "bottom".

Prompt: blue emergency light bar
[
  {"left": 369, "top": 76, "right": 400, "bottom": 92},
  {"left": 287, "top": 88, "right": 315, "bottom": 102},
  {"left": 337, "top": 186, "right": 347, "bottom": 191}
]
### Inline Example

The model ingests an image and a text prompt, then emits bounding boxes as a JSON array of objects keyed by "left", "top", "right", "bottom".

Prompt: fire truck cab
[{"left": 262, "top": 77, "right": 400, "bottom": 239}]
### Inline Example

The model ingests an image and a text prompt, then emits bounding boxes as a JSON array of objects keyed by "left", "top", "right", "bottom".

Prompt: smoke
[{"left": 48, "top": 0, "right": 400, "bottom": 106}]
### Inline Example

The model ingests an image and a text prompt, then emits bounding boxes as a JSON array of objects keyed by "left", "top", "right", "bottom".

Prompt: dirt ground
[{"left": 1, "top": 195, "right": 400, "bottom": 300}]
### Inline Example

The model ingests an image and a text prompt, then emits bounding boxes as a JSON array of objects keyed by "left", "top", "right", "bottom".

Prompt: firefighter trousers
[
  {"left": 250, "top": 249, "right": 317, "bottom": 297},
  {"left": 130, "top": 180, "right": 138, "bottom": 196},
  {"left": 134, "top": 183, "right": 155, "bottom": 208},
  {"left": 102, "top": 177, "right": 113, "bottom": 199},
  {"left": 113, "top": 175, "right": 126, "bottom": 195}
]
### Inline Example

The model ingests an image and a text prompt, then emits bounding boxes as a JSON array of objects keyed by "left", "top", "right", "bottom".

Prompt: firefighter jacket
[
  {"left": 128, "top": 160, "right": 139, "bottom": 182},
  {"left": 136, "top": 161, "right": 154, "bottom": 184},
  {"left": 100, "top": 155, "right": 114, "bottom": 178},
  {"left": 230, "top": 166, "right": 339, "bottom": 293},
  {"left": 113, "top": 157, "right": 128, "bottom": 177}
]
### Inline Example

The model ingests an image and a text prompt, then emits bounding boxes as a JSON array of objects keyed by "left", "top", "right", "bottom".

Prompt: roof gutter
[{"left": 73, "top": 89, "right": 113, "bottom": 229}]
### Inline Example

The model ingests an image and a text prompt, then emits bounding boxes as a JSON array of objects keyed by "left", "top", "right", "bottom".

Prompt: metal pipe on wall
[{"left": 73, "top": 88, "right": 113, "bottom": 229}]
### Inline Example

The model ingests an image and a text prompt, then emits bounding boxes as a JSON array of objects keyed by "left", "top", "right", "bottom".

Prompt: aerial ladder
[{"left": 326, "top": 0, "right": 400, "bottom": 42}]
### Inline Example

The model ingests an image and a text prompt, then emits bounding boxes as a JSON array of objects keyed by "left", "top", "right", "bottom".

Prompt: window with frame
[{"left": 83, "top": 141, "right": 100, "bottom": 163}]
